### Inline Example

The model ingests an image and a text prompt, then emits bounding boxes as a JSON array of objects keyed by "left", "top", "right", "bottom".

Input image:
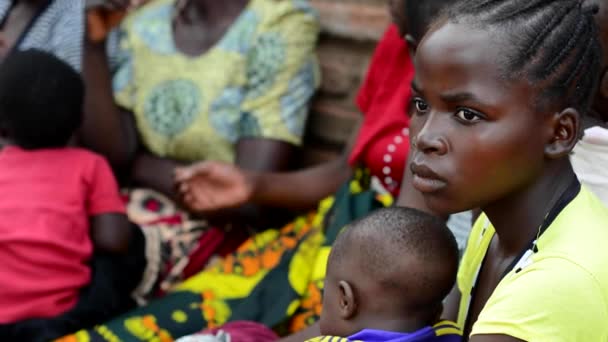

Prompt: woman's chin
[{"left": 422, "top": 192, "right": 471, "bottom": 218}]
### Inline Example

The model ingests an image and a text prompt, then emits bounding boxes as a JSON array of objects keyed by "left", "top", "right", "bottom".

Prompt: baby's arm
[
  {"left": 87, "top": 152, "right": 132, "bottom": 254},
  {"left": 90, "top": 213, "right": 131, "bottom": 254}
]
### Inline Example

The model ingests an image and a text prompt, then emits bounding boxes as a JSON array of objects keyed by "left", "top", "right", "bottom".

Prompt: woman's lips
[{"left": 410, "top": 163, "right": 447, "bottom": 193}]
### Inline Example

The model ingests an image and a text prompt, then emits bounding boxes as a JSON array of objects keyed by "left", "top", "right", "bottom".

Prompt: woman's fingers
[{"left": 174, "top": 162, "right": 210, "bottom": 182}]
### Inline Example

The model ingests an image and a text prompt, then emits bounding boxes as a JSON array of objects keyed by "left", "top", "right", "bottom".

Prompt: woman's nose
[{"left": 413, "top": 113, "right": 448, "bottom": 156}]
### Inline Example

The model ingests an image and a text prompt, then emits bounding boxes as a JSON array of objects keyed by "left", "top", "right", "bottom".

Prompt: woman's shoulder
[
  {"left": 519, "top": 186, "right": 608, "bottom": 281},
  {"left": 474, "top": 256, "right": 608, "bottom": 341},
  {"left": 541, "top": 186, "right": 608, "bottom": 252}
]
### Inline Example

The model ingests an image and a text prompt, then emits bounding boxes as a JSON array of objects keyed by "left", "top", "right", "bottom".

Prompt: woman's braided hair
[{"left": 444, "top": 0, "right": 602, "bottom": 115}]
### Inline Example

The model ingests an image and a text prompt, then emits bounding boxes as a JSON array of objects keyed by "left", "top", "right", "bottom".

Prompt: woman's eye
[
  {"left": 455, "top": 109, "right": 482, "bottom": 123},
  {"left": 413, "top": 98, "right": 429, "bottom": 114}
]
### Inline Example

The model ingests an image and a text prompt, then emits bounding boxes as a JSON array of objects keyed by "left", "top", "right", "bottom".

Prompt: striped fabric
[
  {"left": 433, "top": 320, "right": 462, "bottom": 337},
  {"left": 307, "top": 336, "right": 357, "bottom": 342},
  {"left": 0, "top": 0, "right": 84, "bottom": 71}
]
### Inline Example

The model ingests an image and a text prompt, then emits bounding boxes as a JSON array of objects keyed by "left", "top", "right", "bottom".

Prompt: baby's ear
[
  {"left": 338, "top": 280, "right": 357, "bottom": 320},
  {"left": 544, "top": 108, "right": 580, "bottom": 159}
]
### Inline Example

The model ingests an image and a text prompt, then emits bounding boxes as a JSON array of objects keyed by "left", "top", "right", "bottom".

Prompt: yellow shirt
[
  {"left": 457, "top": 186, "right": 608, "bottom": 341},
  {"left": 109, "top": 0, "right": 320, "bottom": 162}
]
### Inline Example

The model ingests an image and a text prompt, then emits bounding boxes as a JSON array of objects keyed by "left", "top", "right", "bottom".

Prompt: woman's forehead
[
  {"left": 413, "top": 21, "right": 533, "bottom": 106},
  {"left": 416, "top": 21, "right": 502, "bottom": 77}
]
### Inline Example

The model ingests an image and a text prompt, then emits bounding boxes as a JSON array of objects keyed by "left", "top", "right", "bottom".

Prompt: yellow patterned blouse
[{"left": 108, "top": 0, "right": 320, "bottom": 162}]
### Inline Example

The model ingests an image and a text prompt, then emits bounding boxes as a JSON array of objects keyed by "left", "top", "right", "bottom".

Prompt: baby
[
  {"left": 0, "top": 50, "right": 136, "bottom": 340},
  {"left": 310, "top": 207, "right": 461, "bottom": 342}
]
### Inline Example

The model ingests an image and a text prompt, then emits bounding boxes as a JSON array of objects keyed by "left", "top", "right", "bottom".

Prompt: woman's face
[{"left": 409, "top": 21, "right": 552, "bottom": 216}]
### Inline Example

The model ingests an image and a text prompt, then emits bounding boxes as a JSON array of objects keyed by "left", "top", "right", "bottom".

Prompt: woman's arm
[
  {"left": 177, "top": 121, "right": 362, "bottom": 212},
  {"left": 90, "top": 213, "right": 132, "bottom": 254},
  {"left": 79, "top": 36, "right": 139, "bottom": 172},
  {"left": 176, "top": 153, "right": 351, "bottom": 213},
  {"left": 81, "top": 38, "right": 180, "bottom": 196},
  {"left": 80, "top": 18, "right": 178, "bottom": 195},
  {"left": 129, "top": 152, "right": 184, "bottom": 199},
  {"left": 195, "top": 137, "right": 352, "bottom": 228},
  {"left": 249, "top": 153, "right": 351, "bottom": 210}
]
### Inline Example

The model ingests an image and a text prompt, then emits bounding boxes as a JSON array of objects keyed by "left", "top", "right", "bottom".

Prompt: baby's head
[
  {"left": 320, "top": 207, "right": 459, "bottom": 337},
  {"left": 0, "top": 50, "right": 84, "bottom": 149}
]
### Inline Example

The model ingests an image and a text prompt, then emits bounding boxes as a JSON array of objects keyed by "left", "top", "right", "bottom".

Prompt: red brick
[
  {"left": 307, "top": 99, "right": 360, "bottom": 146},
  {"left": 310, "top": 0, "right": 390, "bottom": 41},
  {"left": 316, "top": 38, "right": 373, "bottom": 97}
]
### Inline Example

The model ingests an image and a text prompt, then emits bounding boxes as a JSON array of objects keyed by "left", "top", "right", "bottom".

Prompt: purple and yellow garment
[{"left": 307, "top": 321, "right": 462, "bottom": 342}]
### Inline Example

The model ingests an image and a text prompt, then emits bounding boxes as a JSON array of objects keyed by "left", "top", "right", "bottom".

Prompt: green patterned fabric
[
  {"left": 58, "top": 170, "right": 393, "bottom": 341},
  {"left": 108, "top": 0, "right": 320, "bottom": 163}
]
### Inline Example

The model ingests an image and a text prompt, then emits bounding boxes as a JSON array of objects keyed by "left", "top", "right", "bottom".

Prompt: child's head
[
  {"left": 409, "top": 0, "right": 602, "bottom": 216},
  {"left": 0, "top": 49, "right": 84, "bottom": 149},
  {"left": 320, "top": 207, "right": 459, "bottom": 337}
]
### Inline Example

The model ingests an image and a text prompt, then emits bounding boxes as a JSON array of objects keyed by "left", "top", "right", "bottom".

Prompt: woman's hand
[{"left": 175, "top": 161, "right": 257, "bottom": 212}]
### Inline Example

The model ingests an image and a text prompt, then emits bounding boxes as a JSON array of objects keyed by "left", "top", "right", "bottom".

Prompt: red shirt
[
  {"left": 349, "top": 25, "right": 415, "bottom": 196},
  {"left": 0, "top": 146, "right": 125, "bottom": 323}
]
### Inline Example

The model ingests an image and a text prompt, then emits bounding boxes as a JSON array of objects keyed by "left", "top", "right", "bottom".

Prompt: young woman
[{"left": 407, "top": 0, "right": 608, "bottom": 340}]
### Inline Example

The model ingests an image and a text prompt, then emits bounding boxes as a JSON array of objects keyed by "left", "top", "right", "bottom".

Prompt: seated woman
[
  {"left": 0, "top": 0, "right": 86, "bottom": 70},
  {"left": 410, "top": 0, "right": 608, "bottom": 340},
  {"left": 79, "top": 0, "right": 320, "bottom": 299},
  {"left": 60, "top": 0, "right": 458, "bottom": 340}
]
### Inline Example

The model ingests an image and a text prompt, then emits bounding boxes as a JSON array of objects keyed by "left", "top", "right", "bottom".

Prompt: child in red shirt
[{"left": 0, "top": 49, "right": 140, "bottom": 340}]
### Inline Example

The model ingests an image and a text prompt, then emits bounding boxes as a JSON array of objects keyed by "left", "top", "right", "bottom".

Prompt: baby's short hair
[
  {"left": 0, "top": 49, "right": 84, "bottom": 149},
  {"left": 330, "top": 207, "right": 459, "bottom": 312}
]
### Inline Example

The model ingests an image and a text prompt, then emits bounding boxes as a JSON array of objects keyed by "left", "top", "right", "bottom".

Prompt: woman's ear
[
  {"left": 338, "top": 280, "right": 357, "bottom": 320},
  {"left": 544, "top": 108, "right": 580, "bottom": 159}
]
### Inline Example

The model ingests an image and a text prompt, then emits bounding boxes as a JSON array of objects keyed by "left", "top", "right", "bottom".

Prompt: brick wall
[{"left": 300, "top": 0, "right": 391, "bottom": 166}]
